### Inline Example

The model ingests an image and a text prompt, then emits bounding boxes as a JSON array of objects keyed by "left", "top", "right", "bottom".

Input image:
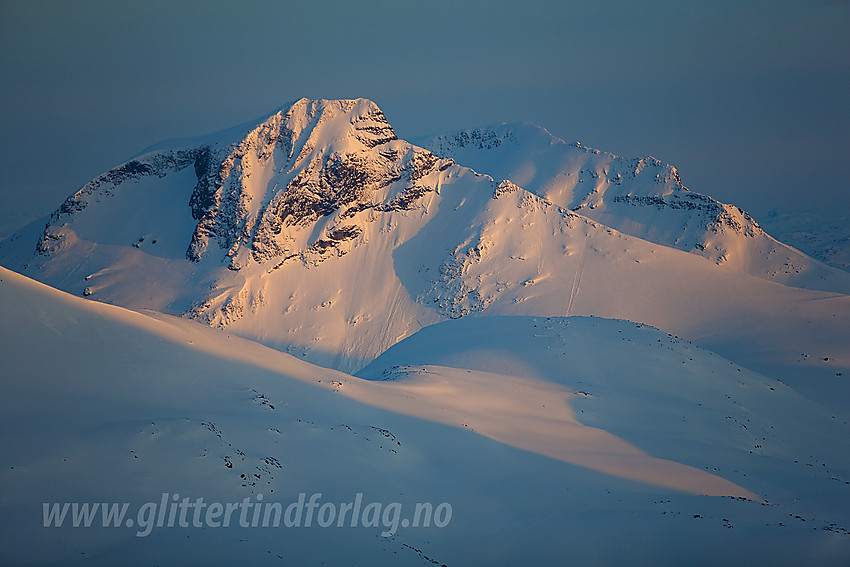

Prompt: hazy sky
[{"left": 1, "top": 0, "right": 848, "bottom": 236}]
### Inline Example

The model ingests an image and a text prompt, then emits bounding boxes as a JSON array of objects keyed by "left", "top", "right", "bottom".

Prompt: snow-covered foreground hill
[{"left": 2, "top": 266, "right": 849, "bottom": 565}]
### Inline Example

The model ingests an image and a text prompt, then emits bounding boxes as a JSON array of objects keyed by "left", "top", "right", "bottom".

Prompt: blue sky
[{"left": 1, "top": 0, "right": 848, "bottom": 236}]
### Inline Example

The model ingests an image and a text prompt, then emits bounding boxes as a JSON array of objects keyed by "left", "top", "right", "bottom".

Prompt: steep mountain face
[
  {"left": 420, "top": 123, "right": 850, "bottom": 294},
  {"left": 36, "top": 98, "right": 444, "bottom": 270},
  {"left": 3, "top": 98, "right": 850, "bottom": 376},
  {"left": 0, "top": 98, "right": 473, "bottom": 370}
]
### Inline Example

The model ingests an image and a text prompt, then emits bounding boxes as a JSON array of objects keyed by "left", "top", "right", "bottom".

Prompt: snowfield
[
  {"left": 3, "top": 267, "right": 850, "bottom": 565},
  {"left": 1, "top": 98, "right": 848, "bottom": 565}
]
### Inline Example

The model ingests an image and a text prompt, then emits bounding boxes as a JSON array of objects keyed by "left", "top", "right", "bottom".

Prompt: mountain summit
[
  {"left": 38, "top": 98, "right": 443, "bottom": 269},
  {"left": 2, "top": 98, "right": 849, "bottom": 373}
]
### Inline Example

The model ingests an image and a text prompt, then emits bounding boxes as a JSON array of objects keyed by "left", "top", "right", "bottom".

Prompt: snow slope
[
  {"left": 760, "top": 208, "right": 850, "bottom": 273},
  {"left": 2, "top": 100, "right": 849, "bottom": 395},
  {"left": 419, "top": 122, "right": 850, "bottom": 294},
  {"left": 390, "top": 186, "right": 850, "bottom": 413},
  {"left": 3, "top": 266, "right": 849, "bottom": 565},
  {"left": 360, "top": 315, "right": 850, "bottom": 524}
]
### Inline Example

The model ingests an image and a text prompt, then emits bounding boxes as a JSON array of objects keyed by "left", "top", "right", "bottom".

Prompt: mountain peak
[
  {"left": 275, "top": 97, "right": 397, "bottom": 151},
  {"left": 4, "top": 97, "right": 850, "bottom": 375},
  {"left": 30, "top": 97, "right": 448, "bottom": 274}
]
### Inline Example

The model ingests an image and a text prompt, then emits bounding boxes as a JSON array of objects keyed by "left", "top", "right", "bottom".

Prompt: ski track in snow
[{"left": 567, "top": 239, "right": 585, "bottom": 316}]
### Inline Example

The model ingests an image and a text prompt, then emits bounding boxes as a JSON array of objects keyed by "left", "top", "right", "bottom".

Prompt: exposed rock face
[
  {"left": 181, "top": 99, "right": 447, "bottom": 270},
  {"left": 36, "top": 99, "right": 450, "bottom": 273}
]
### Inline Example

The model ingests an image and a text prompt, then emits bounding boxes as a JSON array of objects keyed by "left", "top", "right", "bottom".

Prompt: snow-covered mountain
[
  {"left": 2, "top": 98, "right": 850, "bottom": 381},
  {"left": 3, "top": 266, "right": 849, "bottom": 565},
  {"left": 2, "top": 98, "right": 850, "bottom": 565},
  {"left": 2, "top": 98, "right": 456, "bottom": 370},
  {"left": 420, "top": 122, "right": 850, "bottom": 293}
]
